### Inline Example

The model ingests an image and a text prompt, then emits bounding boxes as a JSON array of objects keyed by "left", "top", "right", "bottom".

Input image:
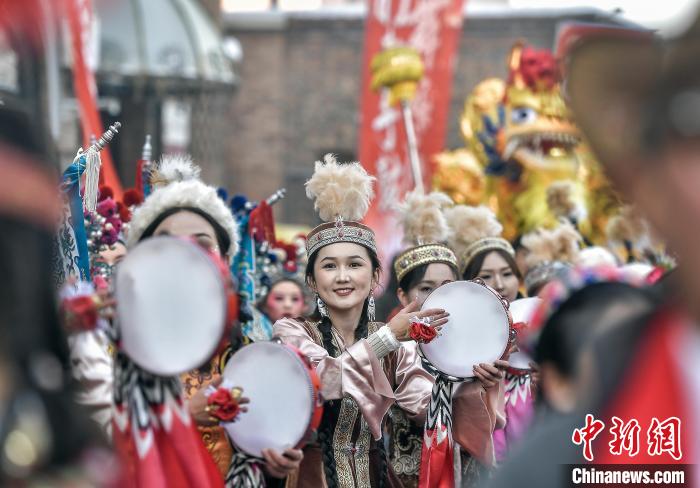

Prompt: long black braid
[
  {"left": 376, "top": 436, "right": 389, "bottom": 488},
  {"left": 317, "top": 315, "right": 341, "bottom": 488},
  {"left": 313, "top": 299, "right": 389, "bottom": 487},
  {"left": 315, "top": 300, "right": 370, "bottom": 488},
  {"left": 306, "top": 246, "right": 388, "bottom": 487}
]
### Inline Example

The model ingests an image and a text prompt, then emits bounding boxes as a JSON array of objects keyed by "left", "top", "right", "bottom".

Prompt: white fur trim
[
  {"left": 127, "top": 179, "right": 238, "bottom": 259},
  {"left": 152, "top": 154, "right": 200, "bottom": 188}
]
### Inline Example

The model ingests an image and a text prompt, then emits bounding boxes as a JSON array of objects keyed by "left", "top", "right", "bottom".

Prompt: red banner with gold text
[
  {"left": 358, "top": 0, "right": 466, "bottom": 271},
  {"left": 64, "top": 0, "right": 123, "bottom": 198}
]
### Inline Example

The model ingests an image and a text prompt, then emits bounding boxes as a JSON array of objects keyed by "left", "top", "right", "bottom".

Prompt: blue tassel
[{"left": 59, "top": 153, "right": 91, "bottom": 282}]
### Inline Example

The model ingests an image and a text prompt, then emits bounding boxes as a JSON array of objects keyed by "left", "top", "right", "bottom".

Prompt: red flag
[
  {"left": 64, "top": 0, "right": 123, "bottom": 198},
  {"left": 112, "top": 400, "right": 224, "bottom": 488},
  {"left": 0, "top": 1, "right": 45, "bottom": 49},
  {"left": 419, "top": 426, "right": 455, "bottom": 488},
  {"left": 358, "top": 0, "right": 466, "bottom": 269},
  {"left": 419, "top": 378, "right": 456, "bottom": 488}
]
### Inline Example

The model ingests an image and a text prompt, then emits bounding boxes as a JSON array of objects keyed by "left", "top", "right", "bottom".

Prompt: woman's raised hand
[
  {"left": 473, "top": 359, "right": 510, "bottom": 389},
  {"left": 387, "top": 299, "right": 449, "bottom": 341},
  {"left": 189, "top": 376, "right": 250, "bottom": 426},
  {"left": 262, "top": 448, "right": 304, "bottom": 479}
]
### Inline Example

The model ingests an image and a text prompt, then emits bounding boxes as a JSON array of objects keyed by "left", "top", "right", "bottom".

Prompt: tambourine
[
  {"left": 419, "top": 280, "right": 512, "bottom": 381},
  {"left": 114, "top": 236, "right": 227, "bottom": 376},
  {"left": 222, "top": 341, "right": 323, "bottom": 457},
  {"left": 507, "top": 297, "right": 543, "bottom": 374}
]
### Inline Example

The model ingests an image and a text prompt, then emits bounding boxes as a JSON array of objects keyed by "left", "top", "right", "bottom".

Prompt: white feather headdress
[
  {"left": 304, "top": 154, "right": 377, "bottom": 257},
  {"left": 546, "top": 180, "right": 587, "bottom": 224},
  {"left": 397, "top": 190, "right": 452, "bottom": 246},
  {"left": 444, "top": 205, "right": 513, "bottom": 274},
  {"left": 522, "top": 223, "right": 582, "bottom": 270},
  {"left": 127, "top": 155, "right": 239, "bottom": 260},
  {"left": 305, "top": 154, "right": 375, "bottom": 222},
  {"left": 522, "top": 223, "right": 582, "bottom": 294},
  {"left": 149, "top": 154, "right": 201, "bottom": 189},
  {"left": 393, "top": 191, "right": 457, "bottom": 282}
]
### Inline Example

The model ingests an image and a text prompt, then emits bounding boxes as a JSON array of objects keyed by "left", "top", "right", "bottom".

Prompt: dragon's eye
[{"left": 510, "top": 107, "right": 538, "bottom": 125}]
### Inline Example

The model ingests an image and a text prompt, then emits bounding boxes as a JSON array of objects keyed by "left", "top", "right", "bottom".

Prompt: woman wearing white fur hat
[{"left": 116, "top": 155, "right": 302, "bottom": 486}]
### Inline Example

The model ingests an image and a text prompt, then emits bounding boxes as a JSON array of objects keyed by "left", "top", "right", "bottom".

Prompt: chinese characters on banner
[
  {"left": 573, "top": 414, "right": 683, "bottom": 462},
  {"left": 358, "top": 0, "right": 466, "bottom": 269},
  {"left": 64, "top": 0, "right": 123, "bottom": 197}
]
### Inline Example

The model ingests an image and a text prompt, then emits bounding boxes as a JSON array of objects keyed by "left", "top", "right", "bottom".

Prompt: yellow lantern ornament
[{"left": 371, "top": 46, "right": 426, "bottom": 193}]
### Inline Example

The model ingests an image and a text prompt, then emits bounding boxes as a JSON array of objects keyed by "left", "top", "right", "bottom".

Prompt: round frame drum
[
  {"left": 222, "top": 341, "right": 322, "bottom": 457},
  {"left": 419, "top": 280, "right": 511, "bottom": 380},
  {"left": 115, "top": 236, "right": 227, "bottom": 376},
  {"left": 507, "top": 297, "right": 542, "bottom": 372}
]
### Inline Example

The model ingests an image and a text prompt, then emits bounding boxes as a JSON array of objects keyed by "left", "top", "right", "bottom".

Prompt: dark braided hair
[
  {"left": 315, "top": 299, "right": 370, "bottom": 356},
  {"left": 306, "top": 244, "right": 386, "bottom": 486},
  {"left": 376, "top": 434, "right": 389, "bottom": 488},
  {"left": 317, "top": 400, "right": 341, "bottom": 488}
]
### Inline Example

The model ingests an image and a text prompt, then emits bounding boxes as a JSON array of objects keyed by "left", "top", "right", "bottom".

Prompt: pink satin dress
[{"left": 274, "top": 318, "right": 505, "bottom": 488}]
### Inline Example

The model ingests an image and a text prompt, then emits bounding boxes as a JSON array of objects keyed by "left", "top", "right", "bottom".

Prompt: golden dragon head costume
[{"left": 433, "top": 42, "right": 620, "bottom": 242}]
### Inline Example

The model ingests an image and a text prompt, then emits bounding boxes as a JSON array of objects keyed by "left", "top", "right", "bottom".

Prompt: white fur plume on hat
[
  {"left": 445, "top": 205, "right": 503, "bottom": 257},
  {"left": 606, "top": 206, "right": 651, "bottom": 248},
  {"left": 606, "top": 205, "right": 665, "bottom": 264},
  {"left": 397, "top": 190, "right": 453, "bottom": 246},
  {"left": 149, "top": 154, "right": 201, "bottom": 189},
  {"left": 522, "top": 223, "right": 582, "bottom": 269},
  {"left": 546, "top": 180, "right": 587, "bottom": 224},
  {"left": 305, "top": 154, "right": 375, "bottom": 222},
  {"left": 127, "top": 154, "right": 239, "bottom": 259}
]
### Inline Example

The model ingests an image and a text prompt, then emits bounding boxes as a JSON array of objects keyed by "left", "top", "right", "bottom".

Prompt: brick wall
[{"left": 224, "top": 9, "right": 620, "bottom": 226}]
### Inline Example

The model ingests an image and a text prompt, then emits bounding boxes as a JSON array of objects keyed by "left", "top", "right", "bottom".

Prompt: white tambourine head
[
  {"left": 509, "top": 297, "right": 542, "bottom": 325},
  {"left": 222, "top": 342, "right": 316, "bottom": 457},
  {"left": 115, "top": 236, "right": 227, "bottom": 376},
  {"left": 419, "top": 281, "right": 510, "bottom": 379},
  {"left": 508, "top": 297, "right": 543, "bottom": 371}
]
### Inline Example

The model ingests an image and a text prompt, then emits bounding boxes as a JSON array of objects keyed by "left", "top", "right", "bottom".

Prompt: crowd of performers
[{"left": 2, "top": 13, "right": 700, "bottom": 488}]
